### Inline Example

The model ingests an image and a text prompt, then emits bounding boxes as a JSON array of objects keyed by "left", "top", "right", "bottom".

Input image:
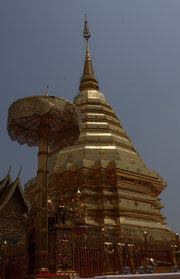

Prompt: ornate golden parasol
[{"left": 7, "top": 95, "right": 81, "bottom": 274}]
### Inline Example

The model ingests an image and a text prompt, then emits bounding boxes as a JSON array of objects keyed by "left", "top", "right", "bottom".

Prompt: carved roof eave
[
  {"left": 0, "top": 177, "right": 29, "bottom": 213},
  {"left": 0, "top": 174, "right": 12, "bottom": 193}
]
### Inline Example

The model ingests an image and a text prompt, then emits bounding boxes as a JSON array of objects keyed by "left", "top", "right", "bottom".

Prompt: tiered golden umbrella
[{"left": 7, "top": 95, "right": 81, "bottom": 274}]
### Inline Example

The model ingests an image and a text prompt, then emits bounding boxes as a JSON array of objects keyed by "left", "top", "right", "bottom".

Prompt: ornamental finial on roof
[
  {"left": 17, "top": 168, "right": 22, "bottom": 178},
  {"left": 8, "top": 165, "right": 11, "bottom": 176},
  {"left": 46, "top": 85, "right": 49, "bottom": 96}
]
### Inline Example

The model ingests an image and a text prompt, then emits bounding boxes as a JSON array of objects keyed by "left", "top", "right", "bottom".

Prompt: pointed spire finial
[
  {"left": 8, "top": 165, "right": 11, "bottom": 176},
  {"left": 46, "top": 85, "right": 49, "bottom": 96},
  {"left": 79, "top": 17, "right": 99, "bottom": 92},
  {"left": 17, "top": 168, "right": 22, "bottom": 178}
]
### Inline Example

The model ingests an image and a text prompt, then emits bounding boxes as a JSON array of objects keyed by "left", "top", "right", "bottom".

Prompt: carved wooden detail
[
  {"left": 57, "top": 230, "right": 73, "bottom": 271},
  {"left": 0, "top": 192, "right": 27, "bottom": 243}
]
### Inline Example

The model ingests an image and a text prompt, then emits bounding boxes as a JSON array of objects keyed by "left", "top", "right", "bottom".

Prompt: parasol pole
[{"left": 35, "top": 113, "right": 50, "bottom": 273}]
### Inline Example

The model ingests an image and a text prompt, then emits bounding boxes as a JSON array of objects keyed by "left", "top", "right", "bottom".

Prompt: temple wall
[{"left": 0, "top": 191, "right": 27, "bottom": 243}]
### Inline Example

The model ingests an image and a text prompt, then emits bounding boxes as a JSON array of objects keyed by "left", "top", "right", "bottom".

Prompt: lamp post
[{"left": 8, "top": 95, "right": 81, "bottom": 274}]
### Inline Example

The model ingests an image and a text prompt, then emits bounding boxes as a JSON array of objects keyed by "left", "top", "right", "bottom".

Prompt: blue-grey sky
[{"left": 1, "top": 0, "right": 180, "bottom": 234}]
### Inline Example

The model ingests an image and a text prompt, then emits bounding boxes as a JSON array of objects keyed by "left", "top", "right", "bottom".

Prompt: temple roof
[
  {"left": 0, "top": 172, "right": 29, "bottom": 213},
  {"left": 0, "top": 173, "right": 11, "bottom": 192}
]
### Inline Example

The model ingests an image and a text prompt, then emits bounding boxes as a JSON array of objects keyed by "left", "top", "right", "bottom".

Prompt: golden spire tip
[
  {"left": 83, "top": 16, "right": 91, "bottom": 40},
  {"left": 79, "top": 17, "right": 99, "bottom": 91}
]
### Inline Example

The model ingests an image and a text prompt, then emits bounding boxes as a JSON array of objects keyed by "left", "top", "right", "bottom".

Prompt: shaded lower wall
[{"left": 0, "top": 244, "right": 28, "bottom": 279}]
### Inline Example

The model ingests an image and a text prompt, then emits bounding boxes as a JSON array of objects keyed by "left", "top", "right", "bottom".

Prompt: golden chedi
[{"left": 25, "top": 19, "right": 174, "bottom": 246}]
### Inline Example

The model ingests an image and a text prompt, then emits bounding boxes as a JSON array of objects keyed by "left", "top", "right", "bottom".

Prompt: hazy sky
[{"left": 1, "top": 0, "right": 180, "bottom": 234}]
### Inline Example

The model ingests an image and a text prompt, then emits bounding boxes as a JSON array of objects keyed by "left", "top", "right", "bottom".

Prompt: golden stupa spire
[{"left": 79, "top": 16, "right": 99, "bottom": 92}]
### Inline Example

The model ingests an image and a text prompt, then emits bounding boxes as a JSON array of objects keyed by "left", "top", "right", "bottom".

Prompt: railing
[
  {"left": 74, "top": 248, "right": 174, "bottom": 277},
  {"left": 75, "top": 248, "right": 104, "bottom": 277}
]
